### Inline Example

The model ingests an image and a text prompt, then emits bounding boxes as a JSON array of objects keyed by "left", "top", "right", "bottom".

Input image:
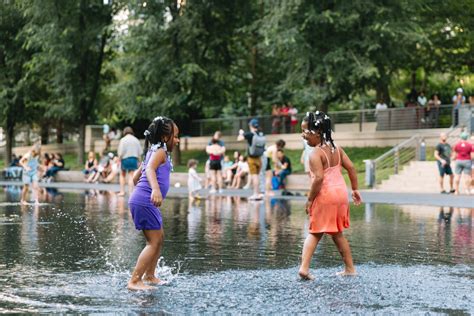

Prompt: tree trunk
[
  {"left": 56, "top": 119, "right": 63, "bottom": 144},
  {"left": 172, "top": 143, "right": 181, "bottom": 166},
  {"left": 411, "top": 71, "right": 417, "bottom": 90},
  {"left": 250, "top": 44, "right": 257, "bottom": 115},
  {"left": 4, "top": 121, "right": 14, "bottom": 166},
  {"left": 78, "top": 122, "right": 85, "bottom": 165},
  {"left": 41, "top": 121, "right": 49, "bottom": 144},
  {"left": 421, "top": 69, "right": 428, "bottom": 92}
]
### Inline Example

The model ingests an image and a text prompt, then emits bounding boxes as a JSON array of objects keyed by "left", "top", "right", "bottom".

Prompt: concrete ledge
[
  {"left": 52, "top": 171, "right": 309, "bottom": 190},
  {"left": 54, "top": 171, "right": 120, "bottom": 184}
]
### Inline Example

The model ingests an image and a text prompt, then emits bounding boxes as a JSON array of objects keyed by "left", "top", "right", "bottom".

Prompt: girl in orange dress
[{"left": 298, "top": 111, "right": 362, "bottom": 280}]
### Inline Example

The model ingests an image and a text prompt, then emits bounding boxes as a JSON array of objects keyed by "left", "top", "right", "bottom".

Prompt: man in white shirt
[
  {"left": 117, "top": 127, "right": 142, "bottom": 196},
  {"left": 375, "top": 99, "right": 388, "bottom": 116}
]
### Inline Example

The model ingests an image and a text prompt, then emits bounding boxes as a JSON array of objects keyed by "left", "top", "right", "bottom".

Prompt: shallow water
[{"left": 0, "top": 186, "right": 472, "bottom": 313}]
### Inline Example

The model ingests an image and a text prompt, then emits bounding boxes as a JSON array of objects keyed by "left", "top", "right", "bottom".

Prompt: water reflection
[{"left": 0, "top": 187, "right": 473, "bottom": 313}]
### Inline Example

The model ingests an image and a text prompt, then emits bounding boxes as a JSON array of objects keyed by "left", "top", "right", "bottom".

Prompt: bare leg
[
  {"left": 118, "top": 170, "right": 126, "bottom": 196},
  {"left": 438, "top": 176, "right": 444, "bottom": 192},
  {"left": 127, "top": 171, "right": 135, "bottom": 195},
  {"left": 331, "top": 232, "right": 356, "bottom": 275},
  {"left": 216, "top": 170, "right": 223, "bottom": 190},
  {"left": 235, "top": 173, "right": 241, "bottom": 189},
  {"left": 251, "top": 174, "right": 259, "bottom": 196},
  {"left": 21, "top": 184, "right": 29, "bottom": 204},
  {"left": 210, "top": 170, "right": 217, "bottom": 190},
  {"left": 464, "top": 175, "right": 472, "bottom": 194},
  {"left": 32, "top": 182, "right": 40, "bottom": 204},
  {"left": 449, "top": 174, "right": 454, "bottom": 192},
  {"left": 298, "top": 233, "right": 323, "bottom": 280},
  {"left": 128, "top": 229, "right": 163, "bottom": 290},
  {"left": 144, "top": 230, "right": 165, "bottom": 284},
  {"left": 454, "top": 174, "right": 461, "bottom": 195}
]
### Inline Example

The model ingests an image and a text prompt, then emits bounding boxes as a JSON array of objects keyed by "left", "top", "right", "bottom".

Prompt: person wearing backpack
[{"left": 237, "top": 118, "right": 266, "bottom": 200}]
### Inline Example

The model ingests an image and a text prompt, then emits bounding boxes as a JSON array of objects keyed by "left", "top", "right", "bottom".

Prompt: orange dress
[{"left": 309, "top": 147, "right": 350, "bottom": 234}]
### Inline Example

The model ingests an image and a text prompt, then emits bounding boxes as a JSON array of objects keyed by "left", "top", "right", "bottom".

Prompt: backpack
[{"left": 248, "top": 132, "right": 266, "bottom": 157}]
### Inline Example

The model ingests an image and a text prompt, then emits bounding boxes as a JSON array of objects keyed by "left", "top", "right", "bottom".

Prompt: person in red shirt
[{"left": 451, "top": 132, "right": 473, "bottom": 195}]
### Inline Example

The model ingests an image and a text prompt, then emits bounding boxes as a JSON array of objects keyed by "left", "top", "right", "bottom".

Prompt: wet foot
[
  {"left": 298, "top": 271, "right": 315, "bottom": 281},
  {"left": 20, "top": 200, "right": 29, "bottom": 205},
  {"left": 117, "top": 192, "right": 126, "bottom": 197},
  {"left": 127, "top": 280, "right": 154, "bottom": 291},
  {"left": 144, "top": 276, "right": 165, "bottom": 285},
  {"left": 336, "top": 270, "right": 357, "bottom": 276}
]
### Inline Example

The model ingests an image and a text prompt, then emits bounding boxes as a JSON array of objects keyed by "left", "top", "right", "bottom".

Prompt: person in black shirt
[{"left": 275, "top": 149, "right": 292, "bottom": 189}]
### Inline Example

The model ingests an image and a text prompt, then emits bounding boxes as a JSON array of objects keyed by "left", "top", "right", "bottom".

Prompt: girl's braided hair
[
  {"left": 304, "top": 110, "right": 336, "bottom": 150},
  {"left": 143, "top": 116, "right": 175, "bottom": 157}
]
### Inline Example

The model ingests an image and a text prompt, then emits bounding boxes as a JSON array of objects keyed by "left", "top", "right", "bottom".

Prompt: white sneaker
[
  {"left": 243, "top": 184, "right": 250, "bottom": 190},
  {"left": 218, "top": 189, "right": 223, "bottom": 194},
  {"left": 209, "top": 188, "right": 217, "bottom": 194},
  {"left": 248, "top": 194, "right": 262, "bottom": 200}
]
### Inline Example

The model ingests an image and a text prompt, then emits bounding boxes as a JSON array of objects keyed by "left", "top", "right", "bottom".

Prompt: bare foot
[
  {"left": 127, "top": 280, "right": 154, "bottom": 291},
  {"left": 143, "top": 276, "right": 165, "bottom": 285},
  {"left": 336, "top": 270, "right": 357, "bottom": 276},
  {"left": 20, "top": 200, "right": 29, "bottom": 205},
  {"left": 298, "top": 271, "right": 315, "bottom": 281},
  {"left": 117, "top": 192, "right": 126, "bottom": 197}
]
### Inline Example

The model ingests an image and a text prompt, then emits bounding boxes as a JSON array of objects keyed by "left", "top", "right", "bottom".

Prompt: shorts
[
  {"left": 23, "top": 173, "right": 38, "bottom": 184},
  {"left": 83, "top": 168, "right": 97, "bottom": 175},
  {"left": 454, "top": 160, "right": 472, "bottom": 175},
  {"left": 209, "top": 160, "right": 222, "bottom": 171},
  {"left": 437, "top": 161, "right": 453, "bottom": 176},
  {"left": 265, "top": 157, "right": 272, "bottom": 171},
  {"left": 121, "top": 157, "right": 139, "bottom": 171},
  {"left": 129, "top": 202, "right": 163, "bottom": 230},
  {"left": 247, "top": 156, "right": 262, "bottom": 175}
]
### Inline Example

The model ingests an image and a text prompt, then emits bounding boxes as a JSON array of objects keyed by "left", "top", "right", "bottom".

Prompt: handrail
[
  {"left": 191, "top": 104, "right": 454, "bottom": 122},
  {"left": 373, "top": 135, "right": 419, "bottom": 164}
]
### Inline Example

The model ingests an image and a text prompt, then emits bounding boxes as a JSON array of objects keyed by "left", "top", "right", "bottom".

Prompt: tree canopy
[{"left": 1, "top": 0, "right": 473, "bottom": 162}]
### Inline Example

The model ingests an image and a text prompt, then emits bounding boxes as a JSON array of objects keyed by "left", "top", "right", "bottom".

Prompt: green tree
[
  {"left": 23, "top": 0, "right": 119, "bottom": 163},
  {"left": 0, "top": 1, "right": 29, "bottom": 164}
]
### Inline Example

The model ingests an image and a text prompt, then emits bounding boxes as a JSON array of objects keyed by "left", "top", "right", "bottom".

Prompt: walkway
[{"left": 1, "top": 181, "right": 472, "bottom": 208}]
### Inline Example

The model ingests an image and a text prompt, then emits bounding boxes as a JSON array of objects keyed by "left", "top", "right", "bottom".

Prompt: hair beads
[{"left": 304, "top": 110, "right": 336, "bottom": 151}]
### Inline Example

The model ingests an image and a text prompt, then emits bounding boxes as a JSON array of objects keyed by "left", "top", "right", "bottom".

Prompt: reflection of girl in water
[{"left": 298, "top": 111, "right": 362, "bottom": 280}]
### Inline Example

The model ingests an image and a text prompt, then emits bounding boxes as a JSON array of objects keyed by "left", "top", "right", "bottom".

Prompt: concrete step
[{"left": 377, "top": 161, "right": 445, "bottom": 193}]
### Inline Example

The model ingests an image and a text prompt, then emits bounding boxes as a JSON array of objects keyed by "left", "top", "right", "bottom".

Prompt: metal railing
[
  {"left": 365, "top": 135, "right": 424, "bottom": 188},
  {"left": 190, "top": 104, "right": 456, "bottom": 136}
]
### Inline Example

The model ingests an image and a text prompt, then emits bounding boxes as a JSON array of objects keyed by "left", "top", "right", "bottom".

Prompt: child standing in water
[
  {"left": 298, "top": 111, "right": 362, "bottom": 280},
  {"left": 19, "top": 145, "right": 42, "bottom": 205},
  {"left": 127, "top": 116, "right": 179, "bottom": 291}
]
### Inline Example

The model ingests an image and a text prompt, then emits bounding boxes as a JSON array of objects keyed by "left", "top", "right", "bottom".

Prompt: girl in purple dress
[{"left": 127, "top": 116, "right": 180, "bottom": 291}]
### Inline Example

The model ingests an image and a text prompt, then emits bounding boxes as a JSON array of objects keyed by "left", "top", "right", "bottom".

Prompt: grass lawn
[{"left": 174, "top": 147, "right": 392, "bottom": 174}]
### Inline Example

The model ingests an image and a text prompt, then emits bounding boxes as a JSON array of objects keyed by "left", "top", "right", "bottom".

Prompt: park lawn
[{"left": 174, "top": 147, "right": 392, "bottom": 174}]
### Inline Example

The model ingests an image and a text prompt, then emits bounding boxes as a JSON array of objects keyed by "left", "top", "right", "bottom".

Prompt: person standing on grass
[
  {"left": 434, "top": 133, "right": 455, "bottom": 194},
  {"left": 237, "top": 118, "right": 266, "bottom": 200},
  {"left": 298, "top": 111, "right": 362, "bottom": 280},
  {"left": 118, "top": 127, "right": 142, "bottom": 196}
]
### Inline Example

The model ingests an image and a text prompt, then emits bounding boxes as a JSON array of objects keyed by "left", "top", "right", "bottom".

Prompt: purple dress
[{"left": 128, "top": 146, "right": 171, "bottom": 230}]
